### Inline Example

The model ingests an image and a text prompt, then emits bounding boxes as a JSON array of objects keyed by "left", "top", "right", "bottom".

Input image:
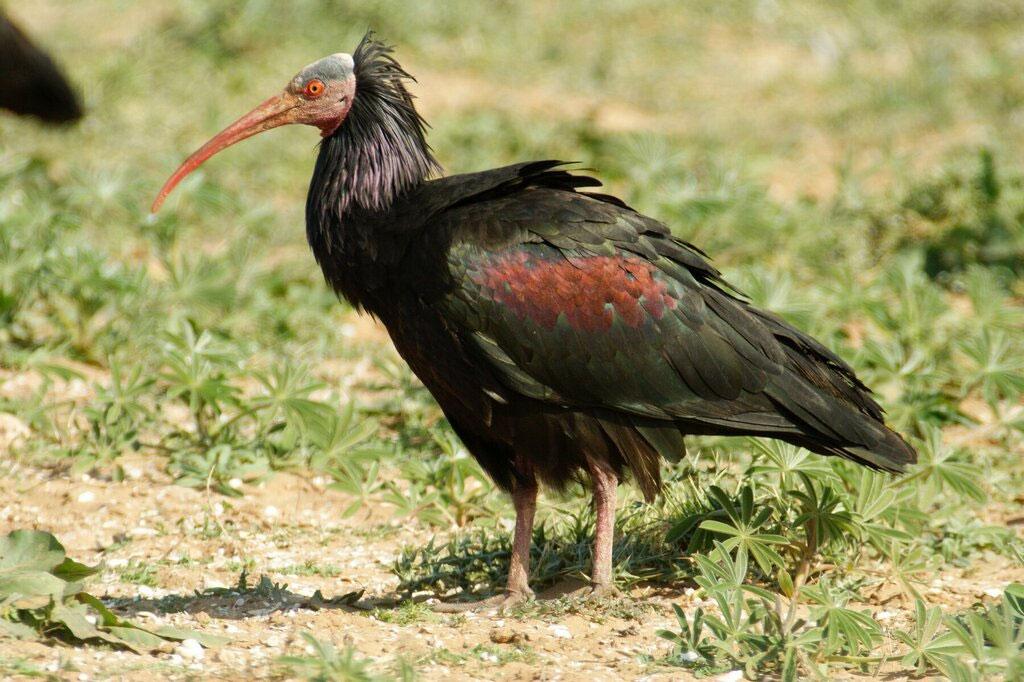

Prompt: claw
[{"left": 563, "top": 583, "right": 622, "bottom": 600}]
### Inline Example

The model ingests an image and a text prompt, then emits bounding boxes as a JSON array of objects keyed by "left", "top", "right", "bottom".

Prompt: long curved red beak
[{"left": 151, "top": 92, "right": 301, "bottom": 212}]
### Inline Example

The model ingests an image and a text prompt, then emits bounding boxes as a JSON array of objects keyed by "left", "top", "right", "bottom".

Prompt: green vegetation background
[{"left": 2, "top": 1, "right": 1023, "bottom": 678}]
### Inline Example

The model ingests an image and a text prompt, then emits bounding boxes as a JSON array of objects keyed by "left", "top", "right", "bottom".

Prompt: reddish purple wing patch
[{"left": 471, "top": 251, "right": 677, "bottom": 331}]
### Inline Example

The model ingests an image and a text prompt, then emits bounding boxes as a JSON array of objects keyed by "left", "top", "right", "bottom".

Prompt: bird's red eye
[{"left": 304, "top": 79, "right": 325, "bottom": 98}]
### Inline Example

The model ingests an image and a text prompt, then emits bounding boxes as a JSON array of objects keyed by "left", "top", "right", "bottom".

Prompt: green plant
[
  {"left": 893, "top": 599, "right": 969, "bottom": 678},
  {"left": 277, "top": 632, "right": 416, "bottom": 681},
  {"left": 65, "top": 359, "right": 153, "bottom": 477},
  {"left": 0, "top": 530, "right": 222, "bottom": 653}
]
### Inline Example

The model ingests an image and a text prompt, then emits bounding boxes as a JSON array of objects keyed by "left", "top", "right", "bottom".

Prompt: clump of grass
[
  {"left": 370, "top": 600, "right": 435, "bottom": 626},
  {"left": 277, "top": 632, "right": 417, "bottom": 682},
  {"left": 278, "top": 560, "right": 343, "bottom": 578},
  {"left": 118, "top": 559, "right": 158, "bottom": 587}
]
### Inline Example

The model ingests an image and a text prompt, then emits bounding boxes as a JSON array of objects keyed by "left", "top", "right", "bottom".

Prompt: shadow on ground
[{"left": 109, "top": 573, "right": 372, "bottom": 621}]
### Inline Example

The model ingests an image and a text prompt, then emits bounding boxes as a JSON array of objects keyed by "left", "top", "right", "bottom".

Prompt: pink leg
[
  {"left": 434, "top": 480, "right": 538, "bottom": 613},
  {"left": 506, "top": 480, "right": 538, "bottom": 597},
  {"left": 590, "top": 465, "right": 618, "bottom": 590}
]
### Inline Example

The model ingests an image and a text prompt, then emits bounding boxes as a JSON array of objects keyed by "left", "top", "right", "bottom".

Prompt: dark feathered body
[
  {"left": 0, "top": 12, "right": 81, "bottom": 123},
  {"left": 307, "top": 37, "right": 916, "bottom": 499}
]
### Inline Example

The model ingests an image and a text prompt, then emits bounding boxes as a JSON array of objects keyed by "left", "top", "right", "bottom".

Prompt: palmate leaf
[
  {"left": 802, "top": 580, "right": 881, "bottom": 655},
  {"left": 894, "top": 599, "right": 966, "bottom": 676},
  {"left": 317, "top": 402, "right": 380, "bottom": 457},
  {"left": 1005, "top": 583, "right": 1024, "bottom": 617},
  {"left": 656, "top": 604, "right": 717, "bottom": 666},
  {"left": 961, "top": 265, "right": 1024, "bottom": 331},
  {"left": 698, "top": 486, "right": 787, "bottom": 575},
  {"left": 899, "top": 426, "right": 986, "bottom": 504},
  {"left": 327, "top": 458, "right": 383, "bottom": 518},
  {"left": 746, "top": 439, "right": 835, "bottom": 488},
  {"left": 790, "top": 478, "right": 858, "bottom": 548},
  {"left": 958, "top": 330, "right": 1024, "bottom": 405},
  {"left": 251, "top": 363, "right": 337, "bottom": 445},
  {"left": 846, "top": 469, "right": 914, "bottom": 549},
  {"left": 693, "top": 542, "right": 775, "bottom": 602},
  {"left": 852, "top": 468, "right": 897, "bottom": 522},
  {"left": 943, "top": 583, "right": 1024, "bottom": 677}
]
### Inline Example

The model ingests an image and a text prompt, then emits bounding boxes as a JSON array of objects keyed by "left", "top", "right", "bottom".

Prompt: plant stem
[{"left": 783, "top": 516, "right": 818, "bottom": 636}]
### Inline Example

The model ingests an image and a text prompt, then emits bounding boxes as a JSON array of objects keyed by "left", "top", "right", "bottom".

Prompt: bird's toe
[
  {"left": 432, "top": 589, "right": 533, "bottom": 614},
  {"left": 564, "top": 583, "right": 622, "bottom": 600}
]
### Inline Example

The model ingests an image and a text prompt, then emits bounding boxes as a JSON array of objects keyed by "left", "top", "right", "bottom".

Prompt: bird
[
  {"left": 153, "top": 33, "right": 917, "bottom": 609},
  {"left": 0, "top": 10, "right": 82, "bottom": 123}
]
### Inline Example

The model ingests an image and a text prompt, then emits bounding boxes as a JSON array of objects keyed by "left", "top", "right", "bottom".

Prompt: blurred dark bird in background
[
  {"left": 153, "top": 33, "right": 916, "bottom": 609},
  {"left": 0, "top": 11, "right": 82, "bottom": 123}
]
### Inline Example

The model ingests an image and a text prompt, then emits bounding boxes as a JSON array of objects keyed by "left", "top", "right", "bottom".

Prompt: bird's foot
[
  {"left": 564, "top": 583, "right": 622, "bottom": 600},
  {"left": 432, "top": 589, "right": 533, "bottom": 614}
]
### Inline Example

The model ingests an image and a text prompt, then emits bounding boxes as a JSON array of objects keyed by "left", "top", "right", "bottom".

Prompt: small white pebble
[
  {"left": 137, "top": 586, "right": 156, "bottom": 599},
  {"left": 77, "top": 674, "right": 89, "bottom": 681},
  {"left": 715, "top": 671, "right": 743, "bottom": 682},
  {"left": 77, "top": 491, "right": 95, "bottom": 503},
  {"left": 175, "top": 638, "right": 205, "bottom": 661},
  {"left": 876, "top": 610, "right": 896, "bottom": 620},
  {"left": 263, "top": 505, "right": 279, "bottom": 519},
  {"left": 984, "top": 587, "right": 1003, "bottom": 598},
  {"left": 106, "top": 558, "right": 128, "bottom": 568},
  {"left": 85, "top": 614, "right": 97, "bottom": 625},
  {"left": 212, "top": 502, "right": 224, "bottom": 516},
  {"left": 126, "top": 467, "right": 143, "bottom": 479},
  {"left": 680, "top": 650, "right": 700, "bottom": 662},
  {"left": 228, "top": 478, "right": 243, "bottom": 490},
  {"left": 548, "top": 624, "right": 571, "bottom": 639}
]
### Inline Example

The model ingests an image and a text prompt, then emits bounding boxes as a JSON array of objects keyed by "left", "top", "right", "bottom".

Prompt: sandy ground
[
  {"left": 1, "top": 452, "right": 696, "bottom": 681},
  {"left": 2, "top": 444, "right": 1021, "bottom": 681}
]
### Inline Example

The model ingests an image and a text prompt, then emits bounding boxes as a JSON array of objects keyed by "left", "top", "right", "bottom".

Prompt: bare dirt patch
[
  {"left": 0, "top": 455, "right": 696, "bottom": 680},
  {"left": 3, "top": 450, "right": 1020, "bottom": 680}
]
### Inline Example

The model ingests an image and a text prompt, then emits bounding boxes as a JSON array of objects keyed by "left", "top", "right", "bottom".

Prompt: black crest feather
[{"left": 309, "top": 31, "right": 440, "bottom": 230}]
